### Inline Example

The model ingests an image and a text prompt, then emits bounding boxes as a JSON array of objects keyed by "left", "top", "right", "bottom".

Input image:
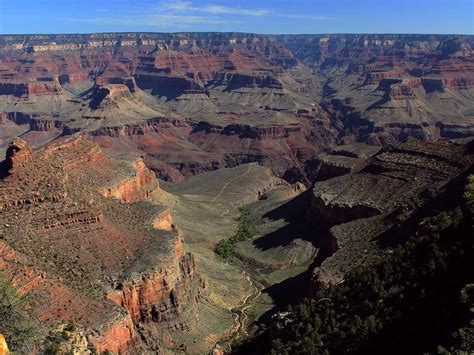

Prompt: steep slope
[
  {"left": 0, "top": 136, "right": 206, "bottom": 353},
  {"left": 276, "top": 34, "right": 474, "bottom": 143},
  {"left": 230, "top": 139, "right": 473, "bottom": 354},
  {"left": 239, "top": 179, "right": 474, "bottom": 354},
  {"left": 307, "top": 139, "right": 473, "bottom": 284},
  {"left": 1, "top": 33, "right": 472, "bottom": 184},
  {"left": 153, "top": 163, "right": 298, "bottom": 349}
]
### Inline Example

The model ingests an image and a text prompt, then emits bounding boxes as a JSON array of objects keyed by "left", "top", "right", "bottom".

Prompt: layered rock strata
[
  {"left": 306, "top": 139, "right": 474, "bottom": 284},
  {"left": 0, "top": 33, "right": 473, "bottom": 184},
  {"left": 0, "top": 136, "right": 205, "bottom": 352}
]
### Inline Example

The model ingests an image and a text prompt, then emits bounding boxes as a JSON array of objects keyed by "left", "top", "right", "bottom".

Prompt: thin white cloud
[
  {"left": 163, "top": 1, "right": 269, "bottom": 16},
  {"left": 204, "top": 5, "right": 269, "bottom": 16},
  {"left": 68, "top": 1, "right": 326, "bottom": 30},
  {"left": 166, "top": 1, "right": 194, "bottom": 11}
]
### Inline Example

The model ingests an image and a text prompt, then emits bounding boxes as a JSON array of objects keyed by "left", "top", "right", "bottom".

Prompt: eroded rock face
[
  {"left": 90, "top": 315, "right": 136, "bottom": 353},
  {"left": 101, "top": 159, "right": 158, "bottom": 202},
  {"left": 0, "top": 333, "right": 9, "bottom": 355},
  {"left": 0, "top": 81, "right": 61, "bottom": 97},
  {"left": 306, "top": 139, "right": 474, "bottom": 284},
  {"left": 277, "top": 34, "right": 474, "bottom": 142},
  {"left": 152, "top": 209, "right": 173, "bottom": 231},
  {"left": 106, "top": 247, "right": 204, "bottom": 326},
  {"left": 0, "top": 136, "right": 206, "bottom": 352},
  {"left": 3, "top": 137, "right": 32, "bottom": 172},
  {"left": 0, "top": 32, "right": 472, "bottom": 184}
]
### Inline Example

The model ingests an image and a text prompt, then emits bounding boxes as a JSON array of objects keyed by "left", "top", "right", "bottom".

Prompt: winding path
[
  {"left": 211, "top": 164, "right": 253, "bottom": 203},
  {"left": 211, "top": 270, "right": 264, "bottom": 352}
]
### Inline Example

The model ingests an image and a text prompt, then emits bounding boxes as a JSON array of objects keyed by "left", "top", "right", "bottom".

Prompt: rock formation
[
  {"left": 1, "top": 32, "right": 473, "bottom": 353},
  {"left": 0, "top": 136, "right": 206, "bottom": 352},
  {"left": 305, "top": 139, "right": 474, "bottom": 284},
  {"left": 0, "top": 333, "right": 8, "bottom": 355},
  {"left": 0, "top": 33, "right": 472, "bottom": 184}
]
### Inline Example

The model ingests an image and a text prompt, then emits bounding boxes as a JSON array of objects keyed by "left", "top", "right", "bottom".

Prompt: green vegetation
[
  {"left": 235, "top": 175, "right": 474, "bottom": 354},
  {"left": 63, "top": 322, "right": 76, "bottom": 332},
  {"left": 0, "top": 275, "right": 43, "bottom": 352},
  {"left": 464, "top": 175, "right": 474, "bottom": 213},
  {"left": 44, "top": 340, "right": 62, "bottom": 355},
  {"left": 215, "top": 208, "right": 257, "bottom": 258},
  {"left": 423, "top": 207, "right": 463, "bottom": 231}
]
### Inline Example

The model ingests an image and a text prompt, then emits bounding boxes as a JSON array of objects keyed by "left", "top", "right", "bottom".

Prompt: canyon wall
[
  {"left": 0, "top": 136, "right": 206, "bottom": 352},
  {"left": 304, "top": 139, "right": 474, "bottom": 284},
  {"left": 0, "top": 32, "right": 473, "bottom": 183}
]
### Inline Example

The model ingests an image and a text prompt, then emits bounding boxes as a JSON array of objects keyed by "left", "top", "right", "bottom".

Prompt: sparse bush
[
  {"left": 215, "top": 208, "right": 257, "bottom": 258},
  {"left": 423, "top": 207, "right": 464, "bottom": 232},
  {"left": 0, "top": 275, "right": 44, "bottom": 351},
  {"left": 44, "top": 340, "right": 62, "bottom": 355},
  {"left": 215, "top": 239, "right": 234, "bottom": 258},
  {"left": 464, "top": 175, "right": 474, "bottom": 213}
]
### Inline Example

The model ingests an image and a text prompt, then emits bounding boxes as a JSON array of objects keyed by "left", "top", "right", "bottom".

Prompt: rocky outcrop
[
  {"left": 0, "top": 81, "right": 61, "bottom": 96},
  {"left": 305, "top": 139, "right": 474, "bottom": 284},
  {"left": 308, "top": 188, "right": 381, "bottom": 228},
  {"left": 223, "top": 124, "right": 300, "bottom": 139},
  {"left": 0, "top": 333, "right": 8, "bottom": 355},
  {"left": 153, "top": 209, "right": 173, "bottom": 231},
  {"left": 101, "top": 159, "right": 158, "bottom": 202},
  {"left": 436, "top": 122, "right": 474, "bottom": 139},
  {"left": 306, "top": 156, "right": 358, "bottom": 182},
  {"left": 190, "top": 122, "right": 304, "bottom": 140},
  {"left": 189, "top": 123, "right": 303, "bottom": 140},
  {"left": 365, "top": 69, "right": 406, "bottom": 84},
  {"left": 87, "top": 117, "right": 189, "bottom": 139},
  {"left": 0, "top": 136, "right": 206, "bottom": 353},
  {"left": 1, "top": 137, "right": 32, "bottom": 174},
  {"left": 135, "top": 74, "right": 206, "bottom": 97},
  {"left": 95, "top": 76, "right": 137, "bottom": 93},
  {"left": 106, "top": 241, "right": 204, "bottom": 325},
  {"left": 90, "top": 314, "right": 136, "bottom": 354},
  {"left": 89, "top": 84, "right": 134, "bottom": 109},
  {"left": 211, "top": 72, "right": 283, "bottom": 90}
]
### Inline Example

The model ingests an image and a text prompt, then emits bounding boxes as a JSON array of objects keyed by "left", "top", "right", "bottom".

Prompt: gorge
[{"left": 0, "top": 31, "right": 473, "bottom": 354}]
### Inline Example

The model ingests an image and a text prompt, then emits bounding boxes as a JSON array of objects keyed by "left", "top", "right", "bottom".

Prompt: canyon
[
  {"left": 0, "top": 33, "right": 472, "bottom": 183},
  {"left": 0, "top": 32, "right": 473, "bottom": 353}
]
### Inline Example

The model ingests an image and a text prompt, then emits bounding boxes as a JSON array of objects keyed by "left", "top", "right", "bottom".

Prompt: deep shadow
[
  {"left": 261, "top": 189, "right": 311, "bottom": 223},
  {"left": 250, "top": 189, "right": 335, "bottom": 324},
  {"left": 0, "top": 159, "right": 9, "bottom": 179},
  {"left": 377, "top": 168, "right": 473, "bottom": 248},
  {"left": 255, "top": 239, "right": 335, "bottom": 325},
  {"left": 253, "top": 222, "right": 313, "bottom": 251},
  {"left": 253, "top": 190, "right": 314, "bottom": 251},
  {"left": 257, "top": 267, "right": 312, "bottom": 325},
  {"left": 0, "top": 146, "right": 13, "bottom": 179},
  {"left": 88, "top": 87, "right": 108, "bottom": 110}
]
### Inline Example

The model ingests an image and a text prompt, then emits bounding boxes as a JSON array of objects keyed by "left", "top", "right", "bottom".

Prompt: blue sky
[{"left": 0, "top": 0, "right": 472, "bottom": 35}]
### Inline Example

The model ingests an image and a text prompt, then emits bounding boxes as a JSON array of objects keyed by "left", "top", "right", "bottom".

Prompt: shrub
[
  {"left": 215, "top": 209, "right": 257, "bottom": 258},
  {"left": 0, "top": 275, "right": 44, "bottom": 351},
  {"left": 464, "top": 175, "right": 474, "bottom": 213}
]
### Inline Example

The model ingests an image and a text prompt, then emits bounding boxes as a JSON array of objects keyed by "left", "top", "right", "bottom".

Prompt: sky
[{"left": 0, "top": 0, "right": 472, "bottom": 35}]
